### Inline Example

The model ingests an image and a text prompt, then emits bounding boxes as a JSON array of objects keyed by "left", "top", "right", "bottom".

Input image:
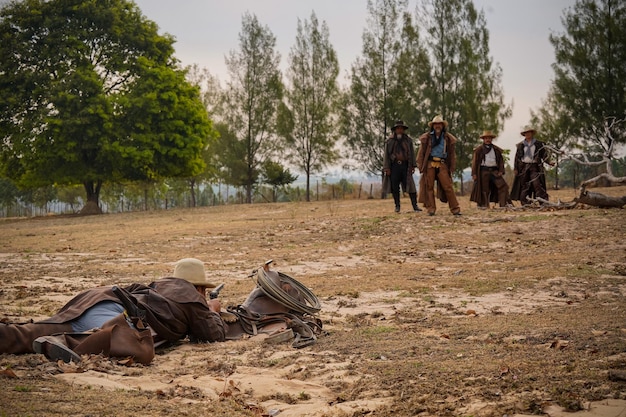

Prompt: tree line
[{"left": 0, "top": 0, "right": 624, "bottom": 216}]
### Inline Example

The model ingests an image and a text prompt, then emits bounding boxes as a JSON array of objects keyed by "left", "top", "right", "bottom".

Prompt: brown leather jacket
[
  {"left": 416, "top": 131, "right": 458, "bottom": 173},
  {"left": 43, "top": 277, "right": 226, "bottom": 343}
]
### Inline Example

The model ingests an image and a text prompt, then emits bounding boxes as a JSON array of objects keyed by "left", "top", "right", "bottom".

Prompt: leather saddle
[{"left": 224, "top": 267, "right": 322, "bottom": 348}]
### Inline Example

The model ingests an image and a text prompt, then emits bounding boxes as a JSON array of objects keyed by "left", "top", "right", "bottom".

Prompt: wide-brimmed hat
[
  {"left": 392, "top": 120, "right": 409, "bottom": 131},
  {"left": 173, "top": 258, "right": 217, "bottom": 288},
  {"left": 428, "top": 115, "right": 448, "bottom": 128},
  {"left": 520, "top": 125, "right": 536, "bottom": 135},
  {"left": 480, "top": 130, "right": 497, "bottom": 139}
]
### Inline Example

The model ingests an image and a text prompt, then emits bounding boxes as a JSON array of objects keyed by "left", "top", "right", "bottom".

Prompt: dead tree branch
[{"left": 542, "top": 117, "right": 626, "bottom": 208}]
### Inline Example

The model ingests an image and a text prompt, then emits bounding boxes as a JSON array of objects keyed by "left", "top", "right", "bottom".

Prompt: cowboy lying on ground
[{"left": 0, "top": 258, "right": 322, "bottom": 364}]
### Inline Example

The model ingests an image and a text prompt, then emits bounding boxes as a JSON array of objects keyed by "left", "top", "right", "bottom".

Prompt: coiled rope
[{"left": 254, "top": 268, "right": 321, "bottom": 316}]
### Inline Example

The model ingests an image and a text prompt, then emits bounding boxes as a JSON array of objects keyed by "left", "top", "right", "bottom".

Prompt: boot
[
  {"left": 392, "top": 192, "right": 401, "bottom": 213},
  {"left": 33, "top": 335, "right": 82, "bottom": 363},
  {"left": 0, "top": 322, "right": 73, "bottom": 354},
  {"left": 409, "top": 193, "right": 422, "bottom": 212},
  {"left": 69, "top": 314, "right": 154, "bottom": 365}
]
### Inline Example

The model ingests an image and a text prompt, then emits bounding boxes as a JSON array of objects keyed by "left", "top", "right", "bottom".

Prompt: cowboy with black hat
[{"left": 382, "top": 120, "right": 421, "bottom": 213}]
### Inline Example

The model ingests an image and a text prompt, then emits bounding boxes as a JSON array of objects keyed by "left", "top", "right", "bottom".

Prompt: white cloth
[
  {"left": 522, "top": 140, "right": 535, "bottom": 163},
  {"left": 482, "top": 147, "right": 497, "bottom": 167}
]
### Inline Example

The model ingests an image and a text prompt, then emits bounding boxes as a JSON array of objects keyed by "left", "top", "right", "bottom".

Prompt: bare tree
[{"left": 544, "top": 117, "right": 626, "bottom": 208}]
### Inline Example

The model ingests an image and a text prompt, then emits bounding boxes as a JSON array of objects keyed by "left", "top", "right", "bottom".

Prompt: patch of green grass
[{"left": 14, "top": 385, "right": 32, "bottom": 392}]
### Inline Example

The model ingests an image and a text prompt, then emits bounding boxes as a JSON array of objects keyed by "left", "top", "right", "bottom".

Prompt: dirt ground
[{"left": 1, "top": 186, "right": 625, "bottom": 417}]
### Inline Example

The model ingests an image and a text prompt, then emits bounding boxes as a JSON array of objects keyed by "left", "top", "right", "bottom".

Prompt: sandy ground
[{"left": 1, "top": 186, "right": 625, "bottom": 416}]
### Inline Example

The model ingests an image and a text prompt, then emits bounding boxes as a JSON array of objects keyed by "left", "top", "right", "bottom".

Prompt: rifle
[
  {"left": 209, "top": 283, "right": 225, "bottom": 300},
  {"left": 112, "top": 285, "right": 147, "bottom": 328}
]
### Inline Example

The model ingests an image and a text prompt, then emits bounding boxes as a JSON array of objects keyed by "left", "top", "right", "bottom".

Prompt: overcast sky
[{"left": 133, "top": 0, "right": 575, "bottom": 165}]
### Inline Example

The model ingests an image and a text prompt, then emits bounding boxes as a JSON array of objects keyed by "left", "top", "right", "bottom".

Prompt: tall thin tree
[
  {"left": 342, "top": 0, "right": 409, "bottom": 178},
  {"left": 222, "top": 13, "right": 283, "bottom": 203},
  {"left": 280, "top": 12, "right": 340, "bottom": 202},
  {"left": 418, "top": 0, "right": 511, "bottom": 193}
]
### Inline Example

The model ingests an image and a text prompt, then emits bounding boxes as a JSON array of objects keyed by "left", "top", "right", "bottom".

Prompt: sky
[{"left": 133, "top": 0, "right": 576, "bottom": 172}]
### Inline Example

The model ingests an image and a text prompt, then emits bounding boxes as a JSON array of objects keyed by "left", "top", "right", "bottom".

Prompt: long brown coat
[
  {"left": 42, "top": 277, "right": 226, "bottom": 343},
  {"left": 416, "top": 131, "right": 458, "bottom": 203},
  {"left": 469, "top": 144, "right": 506, "bottom": 204}
]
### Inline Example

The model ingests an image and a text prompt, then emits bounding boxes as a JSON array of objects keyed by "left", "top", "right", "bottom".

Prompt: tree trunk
[
  {"left": 81, "top": 180, "right": 103, "bottom": 215},
  {"left": 189, "top": 178, "right": 197, "bottom": 208},
  {"left": 305, "top": 173, "right": 311, "bottom": 202}
]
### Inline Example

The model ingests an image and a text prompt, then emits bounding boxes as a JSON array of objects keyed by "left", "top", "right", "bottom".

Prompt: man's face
[
  {"left": 524, "top": 131, "right": 533, "bottom": 141},
  {"left": 395, "top": 127, "right": 405, "bottom": 136},
  {"left": 433, "top": 123, "right": 443, "bottom": 135},
  {"left": 482, "top": 136, "right": 493, "bottom": 145}
]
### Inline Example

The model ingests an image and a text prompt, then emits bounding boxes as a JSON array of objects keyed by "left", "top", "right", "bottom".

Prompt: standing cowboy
[
  {"left": 383, "top": 120, "right": 421, "bottom": 213},
  {"left": 417, "top": 115, "right": 462, "bottom": 216},
  {"left": 510, "top": 125, "right": 551, "bottom": 204},
  {"left": 470, "top": 130, "right": 510, "bottom": 208}
]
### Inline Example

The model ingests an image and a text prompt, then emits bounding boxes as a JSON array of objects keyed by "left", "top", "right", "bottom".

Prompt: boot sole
[{"left": 33, "top": 336, "right": 82, "bottom": 363}]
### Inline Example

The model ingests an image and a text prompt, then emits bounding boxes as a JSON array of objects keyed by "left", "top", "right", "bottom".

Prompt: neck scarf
[
  {"left": 523, "top": 138, "right": 536, "bottom": 161},
  {"left": 481, "top": 144, "right": 493, "bottom": 163}
]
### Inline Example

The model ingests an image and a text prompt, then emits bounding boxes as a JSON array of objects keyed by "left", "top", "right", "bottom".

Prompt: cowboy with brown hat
[
  {"left": 510, "top": 125, "right": 552, "bottom": 204},
  {"left": 416, "top": 115, "right": 462, "bottom": 216},
  {"left": 470, "top": 130, "right": 510, "bottom": 208},
  {"left": 382, "top": 120, "right": 421, "bottom": 213}
]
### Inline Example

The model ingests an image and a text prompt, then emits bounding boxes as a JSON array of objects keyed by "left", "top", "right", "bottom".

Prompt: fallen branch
[
  {"left": 575, "top": 190, "right": 626, "bottom": 208},
  {"left": 525, "top": 196, "right": 578, "bottom": 209}
]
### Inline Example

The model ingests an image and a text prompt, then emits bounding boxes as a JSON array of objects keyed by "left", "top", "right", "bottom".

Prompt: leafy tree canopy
[{"left": 0, "top": 0, "right": 214, "bottom": 213}]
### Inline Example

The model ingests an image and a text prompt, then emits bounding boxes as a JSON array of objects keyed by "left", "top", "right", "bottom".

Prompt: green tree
[
  {"left": 0, "top": 177, "right": 19, "bottom": 216},
  {"left": 550, "top": 0, "right": 626, "bottom": 147},
  {"left": 342, "top": 0, "right": 409, "bottom": 178},
  {"left": 419, "top": 0, "right": 512, "bottom": 193},
  {"left": 0, "top": 0, "right": 214, "bottom": 214},
  {"left": 222, "top": 13, "right": 283, "bottom": 204},
  {"left": 261, "top": 160, "right": 298, "bottom": 202},
  {"left": 387, "top": 11, "right": 433, "bottom": 130},
  {"left": 280, "top": 12, "right": 340, "bottom": 202}
]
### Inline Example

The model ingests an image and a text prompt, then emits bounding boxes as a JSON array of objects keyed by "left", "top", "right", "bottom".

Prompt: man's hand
[
  {"left": 383, "top": 168, "right": 390, "bottom": 176},
  {"left": 207, "top": 298, "right": 221, "bottom": 313},
  {"left": 472, "top": 175, "right": 477, "bottom": 181}
]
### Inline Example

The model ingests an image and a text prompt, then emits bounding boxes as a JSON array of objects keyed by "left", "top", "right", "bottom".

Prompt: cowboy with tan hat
[
  {"left": 470, "top": 130, "right": 510, "bottom": 208},
  {"left": 382, "top": 120, "right": 421, "bottom": 213},
  {"left": 416, "top": 115, "right": 462, "bottom": 216},
  {"left": 510, "top": 125, "right": 551, "bottom": 204},
  {"left": 0, "top": 258, "right": 227, "bottom": 364}
]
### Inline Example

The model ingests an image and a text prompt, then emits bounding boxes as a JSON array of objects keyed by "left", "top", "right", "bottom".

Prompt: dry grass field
[{"left": 1, "top": 186, "right": 625, "bottom": 417}]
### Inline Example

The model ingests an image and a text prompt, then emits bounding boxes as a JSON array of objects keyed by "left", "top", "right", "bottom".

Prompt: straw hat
[
  {"left": 428, "top": 115, "right": 448, "bottom": 128},
  {"left": 520, "top": 125, "right": 536, "bottom": 135},
  {"left": 172, "top": 258, "right": 216, "bottom": 288},
  {"left": 479, "top": 130, "right": 496, "bottom": 139}
]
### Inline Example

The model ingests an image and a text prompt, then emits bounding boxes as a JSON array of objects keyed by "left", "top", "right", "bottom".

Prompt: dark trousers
[
  {"left": 390, "top": 161, "right": 417, "bottom": 209},
  {"left": 479, "top": 168, "right": 509, "bottom": 207},
  {"left": 520, "top": 163, "right": 548, "bottom": 203}
]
